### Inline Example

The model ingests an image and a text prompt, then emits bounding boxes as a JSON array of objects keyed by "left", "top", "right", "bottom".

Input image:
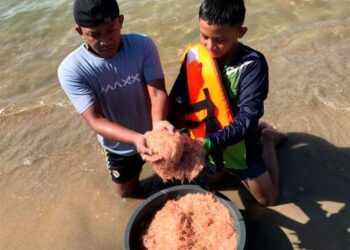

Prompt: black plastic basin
[{"left": 124, "top": 184, "right": 246, "bottom": 250}]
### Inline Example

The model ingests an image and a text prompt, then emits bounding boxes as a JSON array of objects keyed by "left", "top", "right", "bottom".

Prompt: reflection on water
[{"left": 1, "top": 0, "right": 349, "bottom": 111}]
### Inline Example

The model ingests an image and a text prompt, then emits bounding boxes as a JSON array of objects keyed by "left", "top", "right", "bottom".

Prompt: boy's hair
[{"left": 199, "top": 0, "right": 246, "bottom": 26}]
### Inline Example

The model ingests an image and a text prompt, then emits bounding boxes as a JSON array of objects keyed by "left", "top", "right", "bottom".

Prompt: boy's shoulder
[
  {"left": 227, "top": 43, "right": 268, "bottom": 71},
  {"left": 121, "top": 33, "right": 153, "bottom": 45},
  {"left": 58, "top": 45, "right": 86, "bottom": 73},
  {"left": 224, "top": 43, "right": 268, "bottom": 83},
  {"left": 121, "top": 33, "right": 159, "bottom": 55},
  {"left": 237, "top": 43, "right": 267, "bottom": 62}
]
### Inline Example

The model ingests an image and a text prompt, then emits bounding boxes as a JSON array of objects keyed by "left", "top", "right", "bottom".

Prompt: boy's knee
[
  {"left": 257, "top": 197, "right": 275, "bottom": 207},
  {"left": 256, "top": 192, "right": 278, "bottom": 207}
]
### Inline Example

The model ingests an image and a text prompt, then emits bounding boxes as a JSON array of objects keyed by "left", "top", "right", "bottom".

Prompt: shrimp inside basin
[{"left": 124, "top": 185, "right": 246, "bottom": 250}]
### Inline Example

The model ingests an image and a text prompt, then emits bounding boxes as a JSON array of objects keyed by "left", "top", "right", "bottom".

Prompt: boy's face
[
  {"left": 76, "top": 15, "right": 124, "bottom": 59},
  {"left": 199, "top": 18, "right": 247, "bottom": 62}
]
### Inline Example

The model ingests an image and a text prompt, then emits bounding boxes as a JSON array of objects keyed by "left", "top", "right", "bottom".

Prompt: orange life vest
[{"left": 169, "top": 43, "right": 234, "bottom": 139}]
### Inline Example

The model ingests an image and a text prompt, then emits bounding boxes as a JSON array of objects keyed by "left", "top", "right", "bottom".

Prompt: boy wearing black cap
[{"left": 58, "top": 0, "right": 173, "bottom": 198}]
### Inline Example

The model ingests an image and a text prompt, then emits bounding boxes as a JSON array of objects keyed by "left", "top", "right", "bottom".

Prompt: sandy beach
[{"left": 1, "top": 102, "right": 349, "bottom": 249}]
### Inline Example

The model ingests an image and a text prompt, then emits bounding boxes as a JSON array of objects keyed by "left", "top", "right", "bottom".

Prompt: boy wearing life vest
[{"left": 169, "top": 0, "right": 288, "bottom": 206}]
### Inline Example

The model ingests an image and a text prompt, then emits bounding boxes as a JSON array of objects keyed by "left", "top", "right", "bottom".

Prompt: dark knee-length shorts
[{"left": 104, "top": 150, "right": 145, "bottom": 184}]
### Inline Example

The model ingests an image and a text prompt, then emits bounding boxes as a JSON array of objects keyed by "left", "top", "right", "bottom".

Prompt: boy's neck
[
  {"left": 216, "top": 43, "right": 240, "bottom": 68},
  {"left": 84, "top": 40, "right": 123, "bottom": 58}
]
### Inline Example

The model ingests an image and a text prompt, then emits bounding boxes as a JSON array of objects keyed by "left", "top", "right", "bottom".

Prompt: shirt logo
[
  {"left": 225, "top": 60, "right": 253, "bottom": 75},
  {"left": 176, "top": 96, "right": 182, "bottom": 104},
  {"left": 100, "top": 74, "right": 140, "bottom": 94},
  {"left": 112, "top": 170, "right": 120, "bottom": 179}
]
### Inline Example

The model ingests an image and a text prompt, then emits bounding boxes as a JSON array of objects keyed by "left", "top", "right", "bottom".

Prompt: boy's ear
[
  {"left": 238, "top": 27, "right": 248, "bottom": 38},
  {"left": 118, "top": 15, "right": 124, "bottom": 28},
  {"left": 75, "top": 26, "right": 83, "bottom": 36}
]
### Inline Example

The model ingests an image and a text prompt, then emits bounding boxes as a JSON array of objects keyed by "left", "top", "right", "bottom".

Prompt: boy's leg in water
[
  {"left": 106, "top": 151, "right": 144, "bottom": 198},
  {"left": 113, "top": 175, "right": 141, "bottom": 198}
]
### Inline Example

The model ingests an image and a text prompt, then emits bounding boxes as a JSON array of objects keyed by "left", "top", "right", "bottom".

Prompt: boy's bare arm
[
  {"left": 81, "top": 103, "right": 153, "bottom": 156},
  {"left": 147, "top": 79, "right": 174, "bottom": 132}
]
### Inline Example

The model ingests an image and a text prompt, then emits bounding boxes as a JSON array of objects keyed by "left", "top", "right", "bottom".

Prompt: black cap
[{"left": 73, "top": 0, "right": 120, "bottom": 27}]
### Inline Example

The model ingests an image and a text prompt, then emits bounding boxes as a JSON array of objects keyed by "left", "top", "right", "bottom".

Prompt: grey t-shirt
[{"left": 58, "top": 34, "right": 164, "bottom": 155}]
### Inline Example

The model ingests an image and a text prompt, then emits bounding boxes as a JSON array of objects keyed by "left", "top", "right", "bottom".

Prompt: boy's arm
[
  {"left": 207, "top": 59, "right": 268, "bottom": 149},
  {"left": 81, "top": 103, "right": 154, "bottom": 156},
  {"left": 143, "top": 36, "right": 174, "bottom": 132},
  {"left": 148, "top": 79, "right": 168, "bottom": 122},
  {"left": 146, "top": 78, "right": 173, "bottom": 131}
]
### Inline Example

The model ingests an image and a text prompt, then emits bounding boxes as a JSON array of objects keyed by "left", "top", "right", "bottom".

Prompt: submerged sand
[{"left": 1, "top": 103, "right": 350, "bottom": 250}]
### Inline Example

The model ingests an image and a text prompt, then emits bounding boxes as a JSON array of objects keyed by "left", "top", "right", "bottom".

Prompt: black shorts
[
  {"left": 225, "top": 160, "right": 267, "bottom": 180},
  {"left": 204, "top": 157, "right": 267, "bottom": 180},
  {"left": 105, "top": 150, "right": 145, "bottom": 184}
]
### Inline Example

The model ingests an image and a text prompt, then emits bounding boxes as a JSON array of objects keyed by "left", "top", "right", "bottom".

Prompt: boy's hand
[
  {"left": 134, "top": 134, "right": 151, "bottom": 155},
  {"left": 153, "top": 120, "right": 175, "bottom": 134},
  {"left": 134, "top": 134, "right": 163, "bottom": 163},
  {"left": 198, "top": 137, "right": 214, "bottom": 153},
  {"left": 141, "top": 152, "right": 163, "bottom": 163}
]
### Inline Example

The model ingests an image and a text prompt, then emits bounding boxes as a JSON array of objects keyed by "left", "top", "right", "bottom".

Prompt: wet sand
[{"left": 1, "top": 102, "right": 350, "bottom": 250}]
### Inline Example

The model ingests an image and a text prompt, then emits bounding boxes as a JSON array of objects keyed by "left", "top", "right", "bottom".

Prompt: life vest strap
[{"left": 184, "top": 88, "right": 221, "bottom": 135}]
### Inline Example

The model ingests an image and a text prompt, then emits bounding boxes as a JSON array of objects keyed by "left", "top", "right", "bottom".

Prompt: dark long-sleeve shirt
[{"left": 207, "top": 43, "right": 269, "bottom": 169}]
